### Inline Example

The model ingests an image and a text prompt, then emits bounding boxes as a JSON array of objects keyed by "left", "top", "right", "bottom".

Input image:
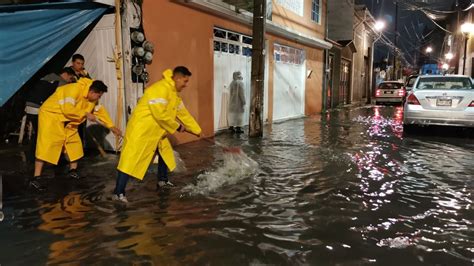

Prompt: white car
[
  {"left": 375, "top": 81, "right": 406, "bottom": 104},
  {"left": 403, "top": 75, "right": 474, "bottom": 131}
]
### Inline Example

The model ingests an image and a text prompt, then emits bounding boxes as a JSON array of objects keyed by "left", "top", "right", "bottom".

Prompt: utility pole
[
  {"left": 463, "top": 34, "right": 469, "bottom": 75},
  {"left": 393, "top": 1, "right": 399, "bottom": 80},
  {"left": 249, "top": 0, "right": 266, "bottom": 137}
]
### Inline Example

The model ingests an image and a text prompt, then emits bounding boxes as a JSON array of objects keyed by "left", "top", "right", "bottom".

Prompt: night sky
[{"left": 355, "top": 0, "right": 458, "bottom": 67}]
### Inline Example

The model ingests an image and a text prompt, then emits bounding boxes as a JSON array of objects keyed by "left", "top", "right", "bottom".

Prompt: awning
[{"left": 0, "top": 2, "right": 108, "bottom": 106}]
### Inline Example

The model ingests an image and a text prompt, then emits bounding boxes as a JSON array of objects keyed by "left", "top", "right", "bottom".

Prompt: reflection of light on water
[
  {"left": 182, "top": 152, "right": 259, "bottom": 196},
  {"left": 38, "top": 193, "right": 94, "bottom": 264},
  {"left": 353, "top": 106, "right": 403, "bottom": 138},
  {"left": 374, "top": 106, "right": 381, "bottom": 118},
  {"left": 394, "top": 106, "right": 403, "bottom": 122},
  {"left": 1, "top": 107, "right": 472, "bottom": 264},
  {"left": 349, "top": 108, "right": 472, "bottom": 259}
]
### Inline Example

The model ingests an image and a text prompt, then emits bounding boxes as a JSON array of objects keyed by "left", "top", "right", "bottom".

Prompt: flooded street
[{"left": 0, "top": 106, "right": 473, "bottom": 265}]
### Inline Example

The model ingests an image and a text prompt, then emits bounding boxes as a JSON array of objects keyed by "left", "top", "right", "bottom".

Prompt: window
[
  {"left": 213, "top": 28, "right": 226, "bottom": 38},
  {"left": 227, "top": 32, "right": 240, "bottom": 41},
  {"left": 213, "top": 27, "right": 252, "bottom": 57},
  {"left": 416, "top": 77, "right": 473, "bottom": 90},
  {"left": 311, "top": 0, "right": 321, "bottom": 23},
  {"left": 379, "top": 83, "right": 402, "bottom": 90},
  {"left": 242, "top": 36, "right": 253, "bottom": 45},
  {"left": 274, "top": 43, "right": 305, "bottom": 65}
]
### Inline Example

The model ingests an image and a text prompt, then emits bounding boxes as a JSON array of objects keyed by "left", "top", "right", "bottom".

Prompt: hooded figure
[{"left": 228, "top": 71, "right": 246, "bottom": 133}]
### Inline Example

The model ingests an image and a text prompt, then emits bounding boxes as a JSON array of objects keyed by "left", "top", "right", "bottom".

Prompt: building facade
[
  {"left": 326, "top": 2, "right": 377, "bottom": 108},
  {"left": 352, "top": 5, "right": 377, "bottom": 104},
  {"left": 455, "top": 9, "right": 474, "bottom": 77},
  {"left": 140, "top": 0, "right": 331, "bottom": 142}
]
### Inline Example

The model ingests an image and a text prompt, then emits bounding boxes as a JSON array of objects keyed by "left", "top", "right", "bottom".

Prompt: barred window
[
  {"left": 274, "top": 43, "right": 305, "bottom": 65},
  {"left": 311, "top": 0, "right": 321, "bottom": 23},
  {"left": 213, "top": 27, "right": 252, "bottom": 57}
]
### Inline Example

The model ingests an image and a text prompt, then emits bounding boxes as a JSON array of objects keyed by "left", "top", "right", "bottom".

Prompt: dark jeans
[
  {"left": 157, "top": 155, "right": 168, "bottom": 182},
  {"left": 114, "top": 155, "right": 168, "bottom": 195},
  {"left": 114, "top": 170, "right": 130, "bottom": 195}
]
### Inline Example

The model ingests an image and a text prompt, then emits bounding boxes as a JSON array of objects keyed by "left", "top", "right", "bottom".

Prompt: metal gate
[{"left": 213, "top": 27, "right": 269, "bottom": 131}]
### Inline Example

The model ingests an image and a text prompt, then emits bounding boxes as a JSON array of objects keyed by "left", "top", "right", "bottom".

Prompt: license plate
[
  {"left": 384, "top": 91, "right": 394, "bottom": 94},
  {"left": 436, "top": 99, "right": 452, "bottom": 106}
]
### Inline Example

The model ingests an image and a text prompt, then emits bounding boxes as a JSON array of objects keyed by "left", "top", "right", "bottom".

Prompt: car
[
  {"left": 375, "top": 81, "right": 406, "bottom": 105},
  {"left": 403, "top": 75, "right": 474, "bottom": 131}
]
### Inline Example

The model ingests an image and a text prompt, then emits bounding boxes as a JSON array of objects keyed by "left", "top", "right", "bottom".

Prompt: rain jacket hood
[{"left": 232, "top": 71, "right": 242, "bottom": 81}]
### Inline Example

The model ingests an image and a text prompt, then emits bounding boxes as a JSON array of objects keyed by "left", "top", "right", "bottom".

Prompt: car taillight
[
  {"left": 376, "top": 89, "right": 381, "bottom": 96},
  {"left": 407, "top": 94, "right": 420, "bottom": 105},
  {"left": 398, "top": 88, "right": 406, "bottom": 97},
  {"left": 469, "top": 101, "right": 474, "bottom": 107}
]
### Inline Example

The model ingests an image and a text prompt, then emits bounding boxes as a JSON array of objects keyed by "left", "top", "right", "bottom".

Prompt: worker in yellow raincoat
[
  {"left": 113, "top": 66, "right": 201, "bottom": 202},
  {"left": 31, "top": 78, "right": 122, "bottom": 191}
]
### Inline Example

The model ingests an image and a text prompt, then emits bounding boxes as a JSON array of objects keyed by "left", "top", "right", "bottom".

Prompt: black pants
[
  {"left": 157, "top": 155, "right": 168, "bottom": 182},
  {"left": 78, "top": 123, "right": 86, "bottom": 149},
  {"left": 114, "top": 170, "right": 130, "bottom": 195}
]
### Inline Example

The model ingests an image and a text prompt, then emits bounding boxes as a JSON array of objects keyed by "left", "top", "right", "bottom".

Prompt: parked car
[
  {"left": 375, "top": 81, "right": 406, "bottom": 105},
  {"left": 403, "top": 75, "right": 474, "bottom": 131}
]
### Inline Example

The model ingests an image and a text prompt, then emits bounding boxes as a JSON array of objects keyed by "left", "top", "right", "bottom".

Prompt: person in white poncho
[{"left": 228, "top": 71, "right": 246, "bottom": 133}]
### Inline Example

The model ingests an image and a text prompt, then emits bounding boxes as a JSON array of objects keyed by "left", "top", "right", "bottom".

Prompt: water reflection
[{"left": 0, "top": 106, "right": 472, "bottom": 264}]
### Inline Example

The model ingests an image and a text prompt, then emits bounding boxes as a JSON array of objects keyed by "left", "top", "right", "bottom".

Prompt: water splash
[
  {"left": 182, "top": 151, "right": 259, "bottom": 196},
  {"left": 377, "top": 236, "right": 416, "bottom": 249}
]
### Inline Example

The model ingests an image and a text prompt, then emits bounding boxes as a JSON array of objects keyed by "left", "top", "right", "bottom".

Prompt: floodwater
[{"left": 0, "top": 106, "right": 473, "bottom": 265}]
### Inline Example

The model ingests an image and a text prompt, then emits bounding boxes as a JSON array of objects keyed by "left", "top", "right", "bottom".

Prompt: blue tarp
[{"left": 0, "top": 3, "right": 107, "bottom": 106}]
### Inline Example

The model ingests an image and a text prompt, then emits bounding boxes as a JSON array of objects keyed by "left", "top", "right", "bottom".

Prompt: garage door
[
  {"left": 273, "top": 43, "right": 306, "bottom": 121},
  {"left": 213, "top": 27, "right": 269, "bottom": 131}
]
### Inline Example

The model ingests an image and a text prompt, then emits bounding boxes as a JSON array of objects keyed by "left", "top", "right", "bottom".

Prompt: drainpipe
[{"left": 322, "top": 1, "right": 329, "bottom": 112}]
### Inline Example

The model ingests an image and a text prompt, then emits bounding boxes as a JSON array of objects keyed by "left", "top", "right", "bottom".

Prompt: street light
[
  {"left": 425, "top": 46, "right": 433, "bottom": 70},
  {"left": 374, "top": 20, "right": 386, "bottom": 32},
  {"left": 445, "top": 52, "right": 454, "bottom": 60},
  {"left": 442, "top": 63, "right": 449, "bottom": 71},
  {"left": 368, "top": 20, "right": 386, "bottom": 104},
  {"left": 460, "top": 22, "right": 474, "bottom": 75}
]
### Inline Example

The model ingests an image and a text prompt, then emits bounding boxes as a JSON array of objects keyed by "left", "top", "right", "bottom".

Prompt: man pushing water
[{"left": 113, "top": 66, "right": 201, "bottom": 203}]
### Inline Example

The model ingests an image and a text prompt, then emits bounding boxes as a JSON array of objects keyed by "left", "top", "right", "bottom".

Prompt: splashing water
[{"left": 182, "top": 151, "right": 259, "bottom": 196}]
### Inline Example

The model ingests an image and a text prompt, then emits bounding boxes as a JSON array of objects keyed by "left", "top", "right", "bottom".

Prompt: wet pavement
[{"left": 0, "top": 105, "right": 473, "bottom": 265}]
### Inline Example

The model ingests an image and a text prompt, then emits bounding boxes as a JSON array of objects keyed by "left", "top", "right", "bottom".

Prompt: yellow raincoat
[
  {"left": 36, "top": 78, "right": 115, "bottom": 164},
  {"left": 117, "top": 69, "right": 201, "bottom": 180}
]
